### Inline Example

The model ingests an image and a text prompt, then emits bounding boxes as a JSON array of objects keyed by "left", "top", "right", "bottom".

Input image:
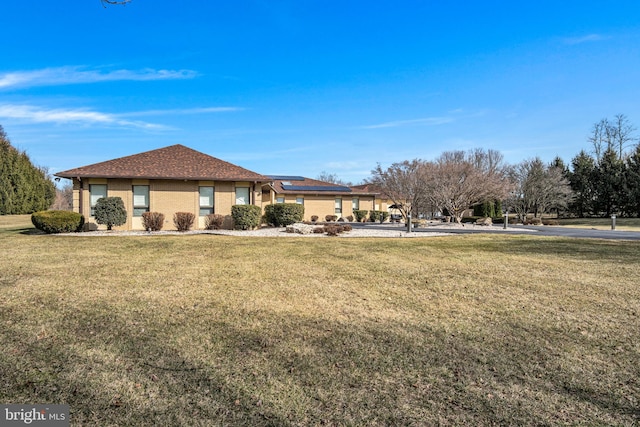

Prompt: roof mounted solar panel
[
  {"left": 282, "top": 185, "right": 352, "bottom": 192},
  {"left": 267, "top": 175, "right": 306, "bottom": 181}
]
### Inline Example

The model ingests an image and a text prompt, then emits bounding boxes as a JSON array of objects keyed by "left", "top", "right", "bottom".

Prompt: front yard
[{"left": 1, "top": 215, "right": 639, "bottom": 425}]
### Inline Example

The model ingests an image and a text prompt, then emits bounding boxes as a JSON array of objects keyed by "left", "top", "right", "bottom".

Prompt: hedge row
[
  {"left": 264, "top": 203, "right": 304, "bottom": 227},
  {"left": 31, "top": 210, "right": 84, "bottom": 234}
]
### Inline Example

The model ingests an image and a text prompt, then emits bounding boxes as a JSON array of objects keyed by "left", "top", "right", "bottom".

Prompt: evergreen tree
[
  {"left": 94, "top": 197, "right": 127, "bottom": 230},
  {"left": 568, "top": 151, "right": 597, "bottom": 217},
  {"left": 0, "top": 125, "right": 56, "bottom": 214},
  {"left": 550, "top": 156, "right": 569, "bottom": 174},
  {"left": 625, "top": 145, "right": 640, "bottom": 216},
  {"left": 593, "top": 148, "right": 626, "bottom": 217}
]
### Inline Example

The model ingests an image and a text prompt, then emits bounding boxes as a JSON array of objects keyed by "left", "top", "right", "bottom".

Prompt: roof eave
[{"left": 54, "top": 173, "right": 270, "bottom": 182}]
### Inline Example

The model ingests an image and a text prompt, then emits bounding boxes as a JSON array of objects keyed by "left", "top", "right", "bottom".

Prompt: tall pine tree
[
  {"left": 568, "top": 150, "right": 597, "bottom": 217},
  {"left": 593, "top": 148, "right": 626, "bottom": 217},
  {"left": 0, "top": 125, "right": 56, "bottom": 214},
  {"left": 626, "top": 145, "right": 640, "bottom": 217}
]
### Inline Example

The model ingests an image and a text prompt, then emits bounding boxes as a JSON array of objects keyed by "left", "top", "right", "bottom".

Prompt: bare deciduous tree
[
  {"left": 610, "top": 114, "right": 637, "bottom": 159},
  {"left": 101, "top": 0, "right": 131, "bottom": 6},
  {"left": 50, "top": 183, "right": 73, "bottom": 211},
  {"left": 316, "top": 171, "right": 351, "bottom": 186},
  {"left": 425, "top": 149, "right": 511, "bottom": 223},
  {"left": 589, "top": 114, "right": 637, "bottom": 162},
  {"left": 509, "top": 158, "right": 572, "bottom": 221},
  {"left": 369, "top": 160, "right": 430, "bottom": 219}
]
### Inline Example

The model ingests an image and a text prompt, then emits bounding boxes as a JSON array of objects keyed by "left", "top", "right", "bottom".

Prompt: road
[{"left": 351, "top": 223, "right": 640, "bottom": 241}]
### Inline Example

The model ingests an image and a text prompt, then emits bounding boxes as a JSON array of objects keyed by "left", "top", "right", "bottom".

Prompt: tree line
[
  {"left": 568, "top": 115, "right": 640, "bottom": 217},
  {"left": 369, "top": 115, "right": 640, "bottom": 221},
  {"left": 0, "top": 126, "right": 56, "bottom": 215},
  {"left": 1, "top": 115, "right": 639, "bottom": 220}
]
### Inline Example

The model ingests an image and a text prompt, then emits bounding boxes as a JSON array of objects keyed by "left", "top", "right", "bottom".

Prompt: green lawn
[{"left": 1, "top": 215, "right": 639, "bottom": 426}]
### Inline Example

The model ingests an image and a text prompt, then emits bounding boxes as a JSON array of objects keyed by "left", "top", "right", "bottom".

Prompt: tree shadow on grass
[
  {"left": 1, "top": 300, "right": 638, "bottom": 426},
  {"left": 473, "top": 236, "right": 640, "bottom": 265},
  {"left": 0, "top": 304, "right": 294, "bottom": 426},
  {"left": 18, "top": 227, "right": 45, "bottom": 235}
]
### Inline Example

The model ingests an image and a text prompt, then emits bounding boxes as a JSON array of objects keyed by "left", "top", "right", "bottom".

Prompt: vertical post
[
  {"left": 611, "top": 214, "right": 616, "bottom": 230},
  {"left": 503, "top": 208, "right": 508, "bottom": 230},
  {"left": 406, "top": 213, "right": 412, "bottom": 233}
]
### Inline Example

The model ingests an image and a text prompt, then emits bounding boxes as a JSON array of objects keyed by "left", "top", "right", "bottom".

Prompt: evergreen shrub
[
  {"left": 369, "top": 211, "right": 389, "bottom": 222},
  {"left": 231, "top": 205, "right": 262, "bottom": 230},
  {"left": 353, "top": 210, "right": 368, "bottom": 222},
  {"left": 264, "top": 203, "right": 304, "bottom": 226},
  {"left": 94, "top": 197, "right": 127, "bottom": 230},
  {"left": 31, "top": 210, "right": 84, "bottom": 234}
]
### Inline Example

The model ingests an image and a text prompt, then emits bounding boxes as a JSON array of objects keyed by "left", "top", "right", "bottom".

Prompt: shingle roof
[
  {"left": 55, "top": 144, "right": 269, "bottom": 182},
  {"left": 268, "top": 177, "right": 378, "bottom": 196},
  {"left": 350, "top": 183, "right": 381, "bottom": 195}
]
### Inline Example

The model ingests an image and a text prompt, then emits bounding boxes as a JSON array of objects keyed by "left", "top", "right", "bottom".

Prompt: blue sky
[{"left": 1, "top": 1, "right": 639, "bottom": 185}]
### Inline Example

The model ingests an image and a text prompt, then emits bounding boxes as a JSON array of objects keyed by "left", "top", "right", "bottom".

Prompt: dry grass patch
[
  {"left": 557, "top": 217, "right": 640, "bottom": 231},
  {"left": 0, "top": 216, "right": 639, "bottom": 425}
]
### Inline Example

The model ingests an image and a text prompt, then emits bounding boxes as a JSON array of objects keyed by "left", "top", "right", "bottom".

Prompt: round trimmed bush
[
  {"left": 173, "top": 212, "right": 195, "bottom": 231},
  {"left": 31, "top": 210, "right": 85, "bottom": 234},
  {"left": 353, "top": 210, "right": 368, "bottom": 222},
  {"left": 142, "top": 212, "right": 165, "bottom": 231},
  {"left": 204, "top": 213, "right": 225, "bottom": 230},
  {"left": 231, "top": 205, "right": 262, "bottom": 230},
  {"left": 94, "top": 197, "right": 127, "bottom": 230},
  {"left": 264, "top": 203, "right": 304, "bottom": 227}
]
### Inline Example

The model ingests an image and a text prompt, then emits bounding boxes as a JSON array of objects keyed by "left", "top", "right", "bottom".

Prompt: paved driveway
[{"left": 351, "top": 223, "right": 640, "bottom": 241}]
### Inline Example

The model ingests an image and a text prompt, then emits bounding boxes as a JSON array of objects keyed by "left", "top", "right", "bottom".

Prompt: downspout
[{"left": 77, "top": 177, "right": 83, "bottom": 215}]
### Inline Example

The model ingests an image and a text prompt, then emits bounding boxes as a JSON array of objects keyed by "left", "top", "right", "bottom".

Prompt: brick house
[
  {"left": 55, "top": 144, "right": 269, "bottom": 230},
  {"left": 262, "top": 176, "right": 378, "bottom": 222},
  {"left": 55, "top": 144, "right": 383, "bottom": 230}
]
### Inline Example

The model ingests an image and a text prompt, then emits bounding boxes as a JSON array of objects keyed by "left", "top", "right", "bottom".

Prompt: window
[
  {"left": 276, "top": 196, "right": 285, "bottom": 204},
  {"left": 90, "top": 184, "right": 107, "bottom": 216},
  {"left": 296, "top": 197, "right": 304, "bottom": 205},
  {"left": 133, "top": 185, "right": 150, "bottom": 217},
  {"left": 352, "top": 197, "right": 359, "bottom": 210},
  {"left": 235, "top": 187, "right": 250, "bottom": 205},
  {"left": 199, "top": 186, "right": 214, "bottom": 216},
  {"left": 335, "top": 198, "right": 342, "bottom": 214}
]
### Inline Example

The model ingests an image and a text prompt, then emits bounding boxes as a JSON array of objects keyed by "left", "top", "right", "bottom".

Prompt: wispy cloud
[
  {"left": 562, "top": 33, "right": 609, "bottom": 45},
  {"left": 359, "top": 116, "right": 454, "bottom": 129},
  {"left": 0, "top": 104, "right": 169, "bottom": 130},
  {"left": 119, "top": 107, "right": 244, "bottom": 117},
  {"left": 0, "top": 66, "right": 198, "bottom": 90}
]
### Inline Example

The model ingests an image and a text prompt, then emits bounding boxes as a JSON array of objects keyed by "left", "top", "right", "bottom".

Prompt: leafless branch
[{"left": 101, "top": 0, "right": 132, "bottom": 7}]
